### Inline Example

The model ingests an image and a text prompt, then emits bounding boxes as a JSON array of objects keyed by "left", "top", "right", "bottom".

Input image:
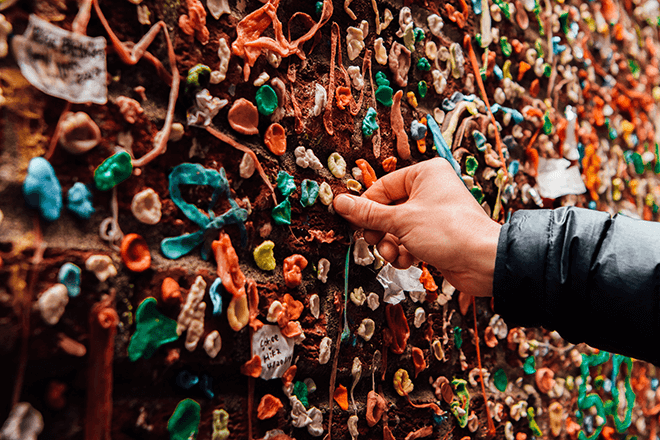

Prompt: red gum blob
[
  {"left": 283, "top": 254, "right": 307, "bottom": 288},
  {"left": 281, "top": 365, "right": 297, "bottom": 387},
  {"left": 120, "top": 233, "right": 151, "bottom": 272},
  {"left": 412, "top": 347, "right": 426, "bottom": 378},
  {"left": 484, "top": 326, "right": 498, "bottom": 348},
  {"left": 333, "top": 384, "right": 349, "bottom": 410},
  {"left": 336, "top": 86, "right": 353, "bottom": 110},
  {"left": 212, "top": 232, "right": 247, "bottom": 298},
  {"left": 264, "top": 123, "right": 287, "bottom": 155},
  {"left": 382, "top": 157, "right": 397, "bottom": 173},
  {"left": 390, "top": 90, "right": 410, "bottom": 160},
  {"left": 458, "top": 291, "right": 472, "bottom": 316},
  {"left": 247, "top": 279, "right": 263, "bottom": 332},
  {"left": 385, "top": 304, "right": 409, "bottom": 354},
  {"left": 241, "top": 355, "right": 263, "bottom": 377},
  {"left": 419, "top": 264, "right": 438, "bottom": 291},
  {"left": 366, "top": 390, "right": 388, "bottom": 427},
  {"left": 355, "top": 159, "right": 377, "bottom": 188},
  {"left": 227, "top": 98, "right": 260, "bottom": 135},
  {"left": 178, "top": 0, "right": 209, "bottom": 45},
  {"left": 161, "top": 277, "right": 182, "bottom": 305},
  {"left": 257, "top": 394, "right": 284, "bottom": 420},
  {"left": 85, "top": 297, "right": 119, "bottom": 440},
  {"left": 231, "top": 0, "right": 333, "bottom": 81}
]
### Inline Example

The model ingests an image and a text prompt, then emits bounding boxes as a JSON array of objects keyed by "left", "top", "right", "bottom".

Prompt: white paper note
[
  {"left": 12, "top": 14, "right": 107, "bottom": 104},
  {"left": 252, "top": 324, "right": 294, "bottom": 380}
]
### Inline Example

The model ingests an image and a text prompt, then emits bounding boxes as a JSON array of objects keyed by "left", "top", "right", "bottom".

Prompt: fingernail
[{"left": 334, "top": 194, "right": 355, "bottom": 214}]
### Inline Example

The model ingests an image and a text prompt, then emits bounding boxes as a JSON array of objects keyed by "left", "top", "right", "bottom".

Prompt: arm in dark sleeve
[{"left": 493, "top": 206, "right": 660, "bottom": 365}]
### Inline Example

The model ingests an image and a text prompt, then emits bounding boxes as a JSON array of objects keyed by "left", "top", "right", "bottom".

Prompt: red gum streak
[
  {"left": 463, "top": 35, "right": 509, "bottom": 181},
  {"left": 205, "top": 126, "right": 277, "bottom": 205},
  {"left": 324, "top": 23, "right": 339, "bottom": 136},
  {"left": 473, "top": 296, "right": 496, "bottom": 438},
  {"left": 86, "top": 296, "right": 119, "bottom": 440}
]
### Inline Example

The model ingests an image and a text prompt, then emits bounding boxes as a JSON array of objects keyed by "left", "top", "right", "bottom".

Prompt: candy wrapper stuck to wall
[
  {"left": 252, "top": 324, "right": 294, "bottom": 380},
  {"left": 11, "top": 14, "right": 107, "bottom": 104}
]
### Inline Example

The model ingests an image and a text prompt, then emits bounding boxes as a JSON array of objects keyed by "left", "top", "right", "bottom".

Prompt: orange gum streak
[
  {"left": 205, "top": 126, "right": 277, "bottom": 205},
  {"left": 473, "top": 296, "right": 496, "bottom": 438},
  {"left": 464, "top": 35, "right": 509, "bottom": 181}
]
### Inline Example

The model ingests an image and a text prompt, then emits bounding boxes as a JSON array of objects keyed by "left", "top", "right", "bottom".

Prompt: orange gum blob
[
  {"left": 333, "top": 384, "right": 349, "bottom": 410},
  {"left": 355, "top": 159, "right": 377, "bottom": 188},
  {"left": 257, "top": 394, "right": 284, "bottom": 420},
  {"left": 385, "top": 304, "right": 409, "bottom": 354},
  {"left": 283, "top": 254, "right": 308, "bottom": 288},
  {"left": 120, "top": 233, "right": 151, "bottom": 272},
  {"left": 228, "top": 98, "right": 260, "bottom": 135},
  {"left": 161, "top": 277, "right": 183, "bottom": 305},
  {"left": 264, "top": 123, "right": 287, "bottom": 155},
  {"left": 241, "top": 355, "right": 263, "bottom": 377}
]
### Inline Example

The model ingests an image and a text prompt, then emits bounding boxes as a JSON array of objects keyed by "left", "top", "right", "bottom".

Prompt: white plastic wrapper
[
  {"left": 252, "top": 324, "right": 294, "bottom": 380},
  {"left": 12, "top": 15, "right": 107, "bottom": 104},
  {"left": 536, "top": 158, "right": 587, "bottom": 199},
  {"left": 376, "top": 263, "right": 425, "bottom": 304}
]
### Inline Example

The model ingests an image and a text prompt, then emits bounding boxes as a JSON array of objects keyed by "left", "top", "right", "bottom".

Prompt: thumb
[{"left": 334, "top": 194, "right": 397, "bottom": 233}]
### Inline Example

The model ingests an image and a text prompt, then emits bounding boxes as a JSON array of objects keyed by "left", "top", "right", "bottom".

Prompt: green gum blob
[
  {"left": 414, "top": 27, "right": 425, "bottom": 42},
  {"left": 375, "top": 85, "right": 394, "bottom": 106},
  {"left": 272, "top": 198, "right": 291, "bottom": 225},
  {"left": 453, "top": 326, "right": 463, "bottom": 349},
  {"left": 500, "top": 37, "right": 512, "bottom": 57},
  {"left": 212, "top": 409, "right": 230, "bottom": 440},
  {"left": 494, "top": 368, "right": 508, "bottom": 392},
  {"left": 450, "top": 378, "right": 470, "bottom": 428},
  {"left": 543, "top": 111, "right": 554, "bottom": 135},
  {"left": 362, "top": 107, "right": 379, "bottom": 137},
  {"left": 94, "top": 151, "right": 133, "bottom": 191},
  {"left": 293, "top": 381, "right": 309, "bottom": 408},
  {"left": 168, "top": 399, "right": 201, "bottom": 440},
  {"left": 417, "top": 57, "right": 431, "bottom": 72},
  {"left": 418, "top": 81, "right": 428, "bottom": 98},
  {"left": 471, "top": 186, "right": 484, "bottom": 203},
  {"left": 276, "top": 171, "right": 296, "bottom": 197},
  {"left": 523, "top": 355, "right": 536, "bottom": 374},
  {"left": 465, "top": 156, "right": 478, "bottom": 176},
  {"left": 375, "top": 71, "right": 390, "bottom": 87},
  {"left": 300, "top": 179, "right": 319, "bottom": 207},
  {"left": 255, "top": 85, "right": 278, "bottom": 115},
  {"left": 253, "top": 240, "right": 276, "bottom": 271},
  {"left": 128, "top": 297, "right": 179, "bottom": 361}
]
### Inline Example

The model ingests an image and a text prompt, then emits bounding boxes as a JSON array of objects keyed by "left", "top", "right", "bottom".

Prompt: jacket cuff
[{"left": 493, "top": 209, "right": 552, "bottom": 328}]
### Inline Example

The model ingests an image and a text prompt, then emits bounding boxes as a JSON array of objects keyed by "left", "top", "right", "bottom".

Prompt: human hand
[{"left": 333, "top": 158, "right": 501, "bottom": 297}]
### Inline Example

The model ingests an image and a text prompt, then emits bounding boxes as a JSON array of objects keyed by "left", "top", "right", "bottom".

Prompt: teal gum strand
[
  {"left": 576, "top": 352, "right": 635, "bottom": 440},
  {"left": 362, "top": 107, "right": 379, "bottom": 137},
  {"left": 161, "top": 164, "right": 248, "bottom": 259},
  {"left": 426, "top": 114, "right": 462, "bottom": 176}
]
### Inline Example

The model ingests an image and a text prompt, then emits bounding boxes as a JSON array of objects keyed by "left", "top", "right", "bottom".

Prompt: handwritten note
[
  {"left": 12, "top": 14, "right": 107, "bottom": 104},
  {"left": 252, "top": 325, "right": 294, "bottom": 380}
]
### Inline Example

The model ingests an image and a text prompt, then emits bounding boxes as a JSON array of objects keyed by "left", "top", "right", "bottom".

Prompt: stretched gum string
[{"left": 473, "top": 296, "right": 496, "bottom": 438}]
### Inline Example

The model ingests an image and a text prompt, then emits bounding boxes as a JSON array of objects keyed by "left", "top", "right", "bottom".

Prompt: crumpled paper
[
  {"left": 377, "top": 263, "right": 425, "bottom": 304},
  {"left": 536, "top": 158, "right": 586, "bottom": 199}
]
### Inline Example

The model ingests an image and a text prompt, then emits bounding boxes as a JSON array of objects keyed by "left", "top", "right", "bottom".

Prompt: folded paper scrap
[
  {"left": 12, "top": 14, "right": 107, "bottom": 104},
  {"left": 536, "top": 158, "right": 587, "bottom": 200},
  {"left": 252, "top": 324, "right": 294, "bottom": 380}
]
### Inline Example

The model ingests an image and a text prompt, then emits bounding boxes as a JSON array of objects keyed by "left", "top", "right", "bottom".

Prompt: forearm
[{"left": 493, "top": 206, "right": 660, "bottom": 365}]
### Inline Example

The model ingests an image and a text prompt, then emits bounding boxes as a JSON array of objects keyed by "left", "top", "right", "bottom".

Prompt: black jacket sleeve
[{"left": 493, "top": 206, "right": 660, "bottom": 365}]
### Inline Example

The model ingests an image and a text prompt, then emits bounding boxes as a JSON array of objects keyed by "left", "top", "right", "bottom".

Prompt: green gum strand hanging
[
  {"left": 293, "top": 381, "right": 309, "bottom": 408},
  {"left": 453, "top": 326, "right": 463, "bottom": 348},
  {"left": 418, "top": 81, "right": 428, "bottom": 99},
  {"left": 543, "top": 111, "right": 554, "bottom": 135},
  {"left": 492, "top": 0, "right": 511, "bottom": 20},
  {"left": 450, "top": 379, "right": 470, "bottom": 428},
  {"left": 576, "top": 352, "right": 635, "bottom": 440},
  {"left": 494, "top": 368, "right": 508, "bottom": 392},
  {"left": 362, "top": 107, "right": 379, "bottom": 137},
  {"left": 168, "top": 399, "right": 201, "bottom": 440},
  {"left": 533, "top": 0, "right": 544, "bottom": 36}
]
